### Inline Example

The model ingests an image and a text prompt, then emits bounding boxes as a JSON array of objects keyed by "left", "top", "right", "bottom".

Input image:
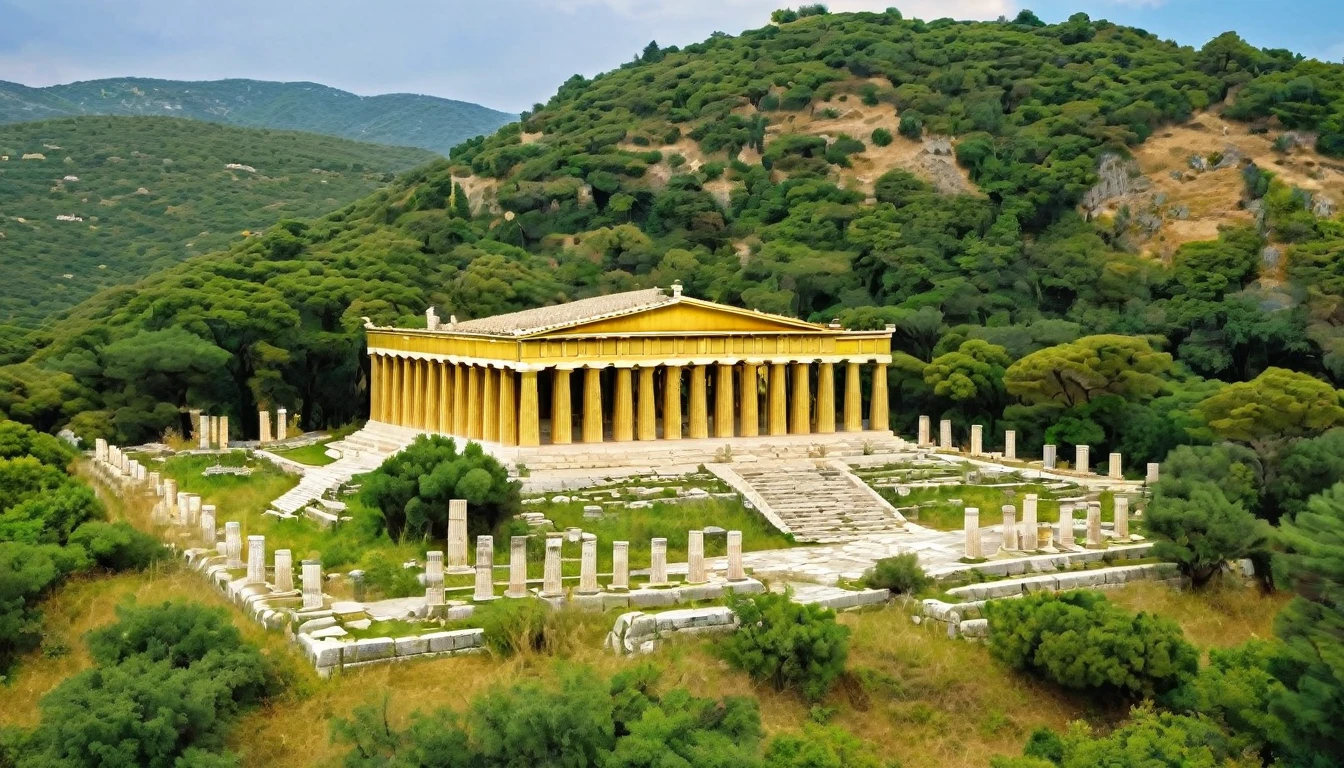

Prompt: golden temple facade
[{"left": 365, "top": 286, "right": 894, "bottom": 448}]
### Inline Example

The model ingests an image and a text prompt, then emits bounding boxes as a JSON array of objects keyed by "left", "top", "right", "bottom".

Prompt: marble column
[
  {"left": 1001, "top": 505, "right": 1017, "bottom": 552},
  {"left": 258, "top": 410, "right": 272, "bottom": 444},
  {"left": 1043, "top": 444, "right": 1057, "bottom": 469},
  {"left": 1058, "top": 504, "right": 1075, "bottom": 549},
  {"left": 95, "top": 438, "right": 107, "bottom": 463},
  {"left": 274, "top": 549, "right": 294, "bottom": 592},
  {"left": 739, "top": 363, "right": 760, "bottom": 438},
  {"left": 583, "top": 366, "right": 604, "bottom": 443},
  {"left": 970, "top": 425, "right": 983, "bottom": 456},
  {"left": 541, "top": 535, "right": 564, "bottom": 597},
  {"left": 715, "top": 363, "right": 735, "bottom": 438},
  {"left": 225, "top": 523, "right": 243, "bottom": 568},
  {"left": 498, "top": 368, "right": 517, "bottom": 446},
  {"left": 473, "top": 535, "right": 496, "bottom": 602},
  {"left": 815, "top": 362, "right": 836, "bottom": 434},
  {"left": 506, "top": 536, "right": 529, "bottom": 598},
  {"left": 649, "top": 537, "right": 669, "bottom": 586},
  {"left": 177, "top": 492, "right": 189, "bottom": 525},
  {"left": 688, "top": 365, "right": 709, "bottom": 439},
  {"left": 1147, "top": 462, "right": 1160, "bottom": 484},
  {"left": 163, "top": 479, "right": 178, "bottom": 517},
  {"left": 200, "top": 505, "right": 217, "bottom": 545},
  {"left": 687, "top": 530, "right": 707, "bottom": 584},
  {"left": 637, "top": 366, "right": 657, "bottom": 441},
  {"left": 727, "top": 530, "right": 746, "bottom": 581},
  {"left": 148, "top": 472, "right": 161, "bottom": 495},
  {"left": 964, "top": 508, "right": 982, "bottom": 559},
  {"left": 844, "top": 361, "right": 863, "bottom": 432},
  {"left": 246, "top": 535, "right": 266, "bottom": 585},
  {"left": 611, "top": 541, "right": 630, "bottom": 590},
  {"left": 1022, "top": 494, "right": 1039, "bottom": 550},
  {"left": 768, "top": 363, "right": 788, "bottom": 436},
  {"left": 1086, "top": 502, "right": 1103, "bottom": 547},
  {"left": 276, "top": 408, "right": 288, "bottom": 441},
  {"left": 663, "top": 366, "right": 683, "bottom": 440},
  {"left": 614, "top": 367, "right": 634, "bottom": 442},
  {"left": 1075, "top": 445, "right": 1090, "bottom": 474},
  {"left": 424, "top": 551, "right": 445, "bottom": 606},
  {"left": 187, "top": 495, "right": 201, "bottom": 526},
  {"left": 790, "top": 362, "right": 811, "bottom": 435},
  {"left": 301, "top": 560, "right": 323, "bottom": 610},
  {"left": 939, "top": 419, "right": 952, "bottom": 450},
  {"left": 869, "top": 362, "right": 889, "bottom": 432},
  {"left": 447, "top": 500, "right": 470, "bottom": 572},
  {"left": 453, "top": 363, "right": 469, "bottom": 436},
  {"left": 918, "top": 416, "right": 931, "bottom": 446},
  {"left": 1108, "top": 452, "right": 1123, "bottom": 479},
  {"left": 482, "top": 367, "right": 500, "bottom": 443},
  {"left": 579, "top": 535, "right": 599, "bottom": 594},
  {"left": 439, "top": 362, "right": 453, "bottom": 434},
  {"left": 211, "top": 417, "right": 221, "bottom": 449},
  {"left": 219, "top": 416, "right": 229, "bottom": 448},
  {"left": 466, "top": 365, "right": 483, "bottom": 439},
  {"left": 1114, "top": 496, "right": 1130, "bottom": 539},
  {"left": 552, "top": 369, "right": 573, "bottom": 444},
  {"left": 199, "top": 414, "right": 211, "bottom": 450},
  {"left": 1004, "top": 430, "right": 1017, "bottom": 460}
]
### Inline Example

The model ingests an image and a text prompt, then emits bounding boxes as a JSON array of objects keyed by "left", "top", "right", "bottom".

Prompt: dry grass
[{"left": 1108, "top": 580, "right": 1288, "bottom": 651}]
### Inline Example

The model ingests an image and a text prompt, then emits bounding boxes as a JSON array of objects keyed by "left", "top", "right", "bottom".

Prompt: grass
[
  {"left": 868, "top": 479, "right": 1129, "bottom": 533},
  {"left": 271, "top": 441, "right": 338, "bottom": 467}
]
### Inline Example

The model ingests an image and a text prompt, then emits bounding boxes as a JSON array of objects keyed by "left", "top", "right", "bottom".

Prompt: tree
[
  {"left": 1266, "top": 428, "right": 1344, "bottom": 520},
  {"left": 861, "top": 553, "right": 931, "bottom": 595},
  {"left": 721, "top": 591, "right": 849, "bottom": 702},
  {"left": 996, "top": 705, "right": 1241, "bottom": 768},
  {"left": 923, "top": 339, "right": 1011, "bottom": 417},
  {"left": 1004, "top": 336, "right": 1173, "bottom": 409},
  {"left": 1194, "top": 367, "right": 1344, "bottom": 458},
  {"left": 1146, "top": 483, "right": 1271, "bottom": 587}
]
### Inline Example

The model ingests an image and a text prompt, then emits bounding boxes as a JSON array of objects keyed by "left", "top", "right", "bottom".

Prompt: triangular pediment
[{"left": 530, "top": 298, "right": 828, "bottom": 337}]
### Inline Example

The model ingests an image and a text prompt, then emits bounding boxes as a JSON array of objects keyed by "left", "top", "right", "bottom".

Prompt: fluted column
[
  {"left": 790, "top": 362, "right": 811, "bottom": 434},
  {"left": 637, "top": 366, "right": 657, "bottom": 441},
  {"left": 439, "top": 362, "right": 453, "bottom": 433},
  {"left": 869, "top": 362, "right": 889, "bottom": 432},
  {"left": 452, "top": 363, "right": 468, "bottom": 436},
  {"left": 816, "top": 362, "right": 835, "bottom": 433},
  {"left": 394, "top": 356, "right": 408, "bottom": 427},
  {"left": 498, "top": 368, "right": 517, "bottom": 446},
  {"left": 768, "top": 362, "right": 788, "bottom": 436},
  {"left": 844, "top": 361, "right": 862, "bottom": 431},
  {"left": 519, "top": 370, "right": 540, "bottom": 446},
  {"left": 614, "top": 367, "right": 634, "bottom": 442},
  {"left": 370, "top": 354, "right": 384, "bottom": 422},
  {"left": 552, "top": 369, "right": 573, "bottom": 444},
  {"left": 663, "top": 366, "right": 682, "bottom": 440},
  {"left": 739, "top": 363, "right": 759, "bottom": 437},
  {"left": 412, "top": 358, "right": 425, "bottom": 429},
  {"left": 425, "top": 360, "right": 439, "bottom": 433},
  {"left": 467, "top": 365, "right": 483, "bottom": 439},
  {"left": 688, "top": 365, "right": 709, "bottom": 439},
  {"left": 714, "top": 363, "right": 735, "bottom": 438},
  {"left": 483, "top": 366, "right": 500, "bottom": 443},
  {"left": 583, "top": 367, "right": 603, "bottom": 443}
]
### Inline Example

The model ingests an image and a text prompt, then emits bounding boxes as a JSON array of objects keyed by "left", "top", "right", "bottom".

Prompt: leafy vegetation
[
  {"left": 861, "top": 553, "right": 932, "bottom": 595},
  {"left": 722, "top": 591, "right": 850, "bottom": 703}
]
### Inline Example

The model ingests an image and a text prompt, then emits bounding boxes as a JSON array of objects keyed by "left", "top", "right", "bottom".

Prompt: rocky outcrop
[{"left": 1081, "top": 154, "right": 1151, "bottom": 214}]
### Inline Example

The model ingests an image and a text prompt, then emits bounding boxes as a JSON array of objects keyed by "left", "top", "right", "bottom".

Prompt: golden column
[
  {"left": 790, "top": 362, "right": 811, "bottom": 435},
  {"left": 844, "top": 361, "right": 863, "bottom": 432},
  {"left": 637, "top": 367, "right": 657, "bottom": 441},
  {"left": 397, "top": 357, "right": 411, "bottom": 427},
  {"left": 715, "top": 363, "right": 735, "bottom": 438},
  {"left": 583, "top": 367, "right": 603, "bottom": 443},
  {"left": 428, "top": 361, "right": 442, "bottom": 432},
  {"left": 519, "top": 370, "right": 540, "bottom": 447},
  {"left": 739, "top": 363, "right": 759, "bottom": 437},
  {"left": 688, "top": 365, "right": 709, "bottom": 439},
  {"left": 377, "top": 354, "right": 390, "bottom": 422},
  {"left": 498, "top": 368, "right": 517, "bottom": 446},
  {"left": 552, "top": 369, "right": 573, "bottom": 445},
  {"left": 413, "top": 359, "right": 426, "bottom": 429},
  {"left": 483, "top": 367, "right": 500, "bottom": 442},
  {"left": 467, "top": 365, "right": 483, "bottom": 439},
  {"left": 663, "top": 366, "right": 683, "bottom": 440},
  {"left": 816, "top": 362, "right": 836, "bottom": 434},
  {"left": 768, "top": 362, "right": 788, "bottom": 436},
  {"left": 439, "top": 363, "right": 453, "bottom": 433},
  {"left": 370, "top": 354, "right": 383, "bottom": 422},
  {"left": 452, "top": 363, "right": 469, "bottom": 436},
  {"left": 869, "top": 363, "right": 890, "bottom": 432},
  {"left": 613, "top": 367, "right": 634, "bottom": 442}
]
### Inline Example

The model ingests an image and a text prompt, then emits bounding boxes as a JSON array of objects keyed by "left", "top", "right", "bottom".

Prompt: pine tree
[{"left": 453, "top": 182, "right": 472, "bottom": 219}]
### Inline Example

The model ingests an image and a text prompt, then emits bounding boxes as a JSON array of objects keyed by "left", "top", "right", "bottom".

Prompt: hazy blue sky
[{"left": 0, "top": 1, "right": 1340, "bottom": 113}]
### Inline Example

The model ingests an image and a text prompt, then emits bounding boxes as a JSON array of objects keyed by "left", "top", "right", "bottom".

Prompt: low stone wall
[
  {"left": 566, "top": 577, "right": 766, "bottom": 612},
  {"left": 297, "top": 627, "right": 484, "bottom": 675},
  {"left": 929, "top": 542, "right": 1155, "bottom": 581},
  {"left": 606, "top": 607, "right": 738, "bottom": 654}
]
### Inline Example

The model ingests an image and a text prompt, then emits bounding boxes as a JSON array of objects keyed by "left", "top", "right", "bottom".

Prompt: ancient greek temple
[{"left": 364, "top": 285, "right": 895, "bottom": 465}]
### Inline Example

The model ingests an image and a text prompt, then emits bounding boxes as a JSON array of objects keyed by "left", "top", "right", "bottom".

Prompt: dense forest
[
  {"left": 0, "top": 116, "right": 435, "bottom": 327},
  {"left": 4, "top": 8, "right": 1344, "bottom": 484}
]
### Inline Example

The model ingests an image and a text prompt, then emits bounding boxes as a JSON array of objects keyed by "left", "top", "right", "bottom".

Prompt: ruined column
[
  {"left": 1058, "top": 504, "right": 1075, "bottom": 549},
  {"left": 199, "top": 413, "right": 211, "bottom": 450},
  {"left": 940, "top": 419, "right": 953, "bottom": 450},
  {"left": 1108, "top": 452, "right": 1122, "bottom": 479},
  {"left": 727, "top": 530, "right": 746, "bottom": 581},
  {"left": 187, "top": 494, "right": 202, "bottom": 526},
  {"left": 1086, "top": 502, "right": 1103, "bottom": 547},
  {"left": 258, "top": 410, "right": 272, "bottom": 445},
  {"left": 1147, "top": 462, "right": 1159, "bottom": 484},
  {"left": 687, "top": 530, "right": 707, "bottom": 585},
  {"left": 1075, "top": 444, "right": 1090, "bottom": 474},
  {"left": 1004, "top": 430, "right": 1017, "bottom": 460},
  {"left": 424, "top": 551, "right": 445, "bottom": 606},
  {"left": 276, "top": 408, "right": 288, "bottom": 441},
  {"left": 611, "top": 541, "right": 630, "bottom": 590},
  {"left": 473, "top": 535, "right": 495, "bottom": 602},
  {"left": 447, "top": 499, "right": 469, "bottom": 572},
  {"left": 649, "top": 537, "right": 669, "bottom": 586},
  {"left": 1043, "top": 444, "right": 1057, "bottom": 469},
  {"left": 149, "top": 471, "right": 161, "bottom": 495},
  {"left": 506, "top": 537, "right": 529, "bottom": 598},
  {"left": 1021, "top": 494, "right": 1039, "bottom": 550},
  {"left": 176, "top": 492, "right": 189, "bottom": 525},
  {"left": 541, "top": 535, "right": 564, "bottom": 598},
  {"left": 219, "top": 416, "right": 230, "bottom": 448},
  {"left": 963, "top": 508, "right": 982, "bottom": 559},
  {"left": 578, "top": 535, "right": 599, "bottom": 594},
  {"left": 301, "top": 560, "right": 323, "bottom": 610},
  {"left": 917, "top": 415, "right": 931, "bottom": 447},
  {"left": 1001, "top": 505, "right": 1017, "bottom": 552},
  {"left": 246, "top": 535, "right": 266, "bottom": 585},
  {"left": 274, "top": 549, "right": 294, "bottom": 592},
  {"left": 163, "top": 479, "right": 178, "bottom": 518},
  {"left": 95, "top": 438, "right": 108, "bottom": 463},
  {"left": 200, "top": 505, "right": 217, "bottom": 545},
  {"left": 1114, "top": 496, "right": 1130, "bottom": 539},
  {"left": 969, "top": 425, "right": 983, "bottom": 456}
]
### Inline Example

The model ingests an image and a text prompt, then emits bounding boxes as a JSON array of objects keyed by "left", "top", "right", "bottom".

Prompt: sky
[{"left": 0, "top": 0, "right": 1341, "bottom": 114}]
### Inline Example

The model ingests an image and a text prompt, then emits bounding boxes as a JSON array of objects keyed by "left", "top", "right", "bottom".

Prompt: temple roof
[{"left": 450, "top": 288, "right": 673, "bottom": 336}]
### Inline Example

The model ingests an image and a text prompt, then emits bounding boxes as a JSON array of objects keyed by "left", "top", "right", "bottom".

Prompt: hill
[
  {"left": 5, "top": 9, "right": 1344, "bottom": 457},
  {"left": 0, "top": 116, "right": 436, "bottom": 328},
  {"left": 0, "top": 78, "right": 516, "bottom": 156}
]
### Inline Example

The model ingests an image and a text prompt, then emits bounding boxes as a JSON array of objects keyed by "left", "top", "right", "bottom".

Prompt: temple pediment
[{"left": 534, "top": 298, "right": 829, "bottom": 338}]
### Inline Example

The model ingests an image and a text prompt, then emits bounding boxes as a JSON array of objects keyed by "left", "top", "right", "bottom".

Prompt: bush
[
  {"left": 898, "top": 111, "right": 925, "bottom": 140},
  {"left": 985, "top": 590, "right": 1198, "bottom": 697},
  {"left": 871, "top": 127, "right": 893, "bottom": 147},
  {"left": 862, "top": 553, "right": 931, "bottom": 595},
  {"left": 995, "top": 705, "right": 1240, "bottom": 768},
  {"left": 0, "top": 542, "right": 88, "bottom": 672},
  {"left": 475, "top": 598, "right": 553, "bottom": 657},
  {"left": 1146, "top": 483, "right": 1270, "bottom": 587},
  {"left": 722, "top": 591, "right": 850, "bottom": 702},
  {"left": 68, "top": 521, "right": 164, "bottom": 572},
  {"left": 766, "top": 724, "right": 886, "bottom": 768}
]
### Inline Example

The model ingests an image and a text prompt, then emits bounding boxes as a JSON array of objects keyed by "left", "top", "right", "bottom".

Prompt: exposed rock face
[
  {"left": 1213, "top": 145, "right": 1244, "bottom": 170},
  {"left": 1081, "top": 154, "right": 1151, "bottom": 213},
  {"left": 1189, "top": 155, "right": 1209, "bottom": 172},
  {"left": 1312, "top": 194, "right": 1337, "bottom": 218},
  {"left": 915, "top": 136, "right": 973, "bottom": 195}
]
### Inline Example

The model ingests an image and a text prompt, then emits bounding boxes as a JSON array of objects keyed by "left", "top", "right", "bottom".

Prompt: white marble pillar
[
  {"left": 246, "top": 535, "right": 266, "bottom": 585},
  {"left": 258, "top": 410, "right": 272, "bottom": 445},
  {"left": 686, "top": 530, "right": 707, "bottom": 585},
  {"left": 649, "top": 537, "right": 669, "bottom": 586},
  {"left": 1058, "top": 504, "right": 1075, "bottom": 549},
  {"left": 149, "top": 472, "right": 161, "bottom": 495},
  {"left": 611, "top": 541, "right": 630, "bottom": 590},
  {"left": 276, "top": 408, "right": 288, "bottom": 441},
  {"left": 917, "top": 416, "right": 931, "bottom": 446},
  {"left": 424, "top": 551, "right": 445, "bottom": 605},
  {"left": 225, "top": 522, "right": 243, "bottom": 568},
  {"left": 473, "top": 535, "right": 495, "bottom": 601},
  {"left": 970, "top": 425, "right": 983, "bottom": 456},
  {"left": 274, "top": 549, "right": 294, "bottom": 592},
  {"left": 219, "top": 416, "right": 230, "bottom": 448},
  {"left": 1043, "top": 444, "right": 1057, "bottom": 469},
  {"left": 447, "top": 499, "right": 470, "bottom": 572},
  {"left": 964, "top": 508, "right": 982, "bottom": 559},
  {"left": 578, "top": 535, "right": 599, "bottom": 594},
  {"left": 301, "top": 560, "right": 323, "bottom": 610},
  {"left": 162, "top": 479, "right": 177, "bottom": 519},
  {"left": 1004, "top": 430, "right": 1016, "bottom": 460},
  {"left": 1114, "top": 496, "right": 1130, "bottom": 539},
  {"left": 940, "top": 419, "right": 953, "bottom": 450},
  {"left": 1147, "top": 462, "right": 1159, "bottom": 484},
  {"left": 541, "top": 535, "right": 564, "bottom": 597},
  {"left": 175, "top": 492, "right": 189, "bottom": 525},
  {"left": 199, "top": 414, "right": 211, "bottom": 450},
  {"left": 1086, "top": 502, "right": 1103, "bottom": 547},
  {"left": 1109, "top": 452, "right": 1123, "bottom": 479},
  {"left": 187, "top": 494, "right": 202, "bottom": 526},
  {"left": 1001, "top": 505, "right": 1017, "bottom": 552},
  {"left": 95, "top": 438, "right": 108, "bottom": 463},
  {"left": 1021, "top": 494, "right": 1039, "bottom": 550},
  {"left": 210, "top": 417, "right": 220, "bottom": 449},
  {"left": 1075, "top": 444, "right": 1090, "bottom": 474},
  {"left": 727, "top": 530, "right": 746, "bottom": 581},
  {"left": 506, "top": 537, "right": 529, "bottom": 598},
  {"left": 200, "top": 505, "right": 217, "bottom": 545}
]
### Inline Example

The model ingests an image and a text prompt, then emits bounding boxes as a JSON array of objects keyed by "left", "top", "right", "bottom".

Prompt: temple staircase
[
  {"left": 268, "top": 422, "right": 418, "bottom": 515},
  {"left": 719, "top": 460, "right": 908, "bottom": 544}
]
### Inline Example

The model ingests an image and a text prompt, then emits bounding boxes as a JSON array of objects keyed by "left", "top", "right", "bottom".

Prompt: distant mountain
[{"left": 0, "top": 78, "right": 516, "bottom": 156}]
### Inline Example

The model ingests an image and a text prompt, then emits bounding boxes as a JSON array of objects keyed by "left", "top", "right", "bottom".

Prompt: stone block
[
  {"left": 654, "top": 607, "right": 735, "bottom": 633},
  {"left": 959, "top": 618, "right": 989, "bottom": 639},
  {"left": 422, "top": 628, "right": 483, "bottom": 653},
  {"left": 349, "top": 638, "right": 395, "bottom": 663},
  {"left": 601, "top": 593, "right": 631, "bottom": 611},
  {"left": 298, "top": 635, "right": 344, "bottom": 669},
  {"left": 628, "top": 589, "right": 680, "bottom": 609},
  {"left": 394, "top": 636, "right": 430, "bottom": 657},
  {"left": 677, "top": 583, "right": 723, "bottom": 602}
]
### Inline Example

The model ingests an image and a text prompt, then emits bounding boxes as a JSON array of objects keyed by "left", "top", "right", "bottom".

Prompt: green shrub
[
  {"left": 0, "top": 542, "right": 88, "bottom": 672},
  {"left": 871, "top": 127, "right": 893, "bottom": 147},
  {"left": 722, "top": 591, "right": 850, "bottom": 702},
  {"left": 995, "top": 705, "right": 1239, "bottom": 768},
  {"left": 476, "top": 598, "right": 553, "bottom": 657},
  {"left": 862, "top": 553, "right": 931, "bottom": 595},
  {"left": 766, "top": 724, "right": 886, "bottom": 768},
  {"left": 985, "top": 590, "right": 1198, "bottom": 697},
  {"left": 898, "top": 111, "right": 925, "bottom": 140},
  {"left": 67, "top": 521, "right": 164, "bottom": 572}
]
